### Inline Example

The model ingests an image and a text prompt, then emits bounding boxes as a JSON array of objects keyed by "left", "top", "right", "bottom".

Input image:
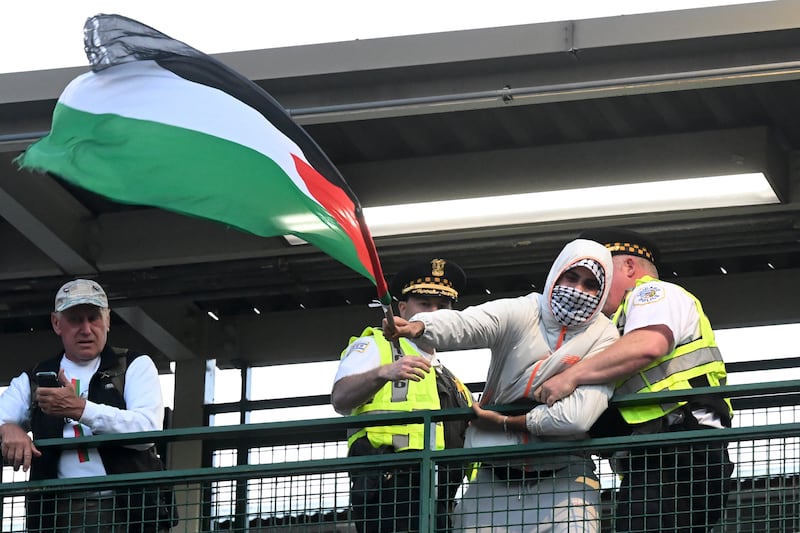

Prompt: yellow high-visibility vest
[
  {"left": 612, "top": 276, "right": 733, "bottom": 424},
  {"left": 344, "top": 327, "right": 445, "bottom": 451}
]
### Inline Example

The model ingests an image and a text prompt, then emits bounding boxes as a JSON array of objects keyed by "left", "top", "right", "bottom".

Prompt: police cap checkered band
[
  {"left": 578, "top": 227, "right": 660, "bottom": 265},
  {"left": 389, "top": 258, "right": 466, "bottom": 302},
  {"left": 606, "top": 242, "right": 656, "bottom": 263},
  {"left": 402, "top": 277, "right": 458, "bottom": 299}
]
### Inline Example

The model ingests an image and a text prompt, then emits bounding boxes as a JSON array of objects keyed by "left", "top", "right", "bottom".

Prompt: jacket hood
[{"left": 540, "top": 238, "right": 613, "bottom": 331}]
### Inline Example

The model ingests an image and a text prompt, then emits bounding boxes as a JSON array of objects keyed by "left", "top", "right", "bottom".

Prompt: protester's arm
[
  {"left": 386, "top": 297, "right": 529, "bottom": 353},
  {"left": 331, "top": 355, "right": 432, "bottom": 413},
  {"left": 525, "top": 384, "right": 612, "bottom": 435},
  {"left": 472, "top": 383, "right": 613, "bottom": 436},
  {"left": 80, "top": 355, "right": 164, "bottom": 434},
  {"left": 535, "top": 325, "right": 672, "bottom": 406}
]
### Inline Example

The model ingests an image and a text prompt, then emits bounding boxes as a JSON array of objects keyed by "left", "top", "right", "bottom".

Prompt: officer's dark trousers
[
  {"left": 350, "top": 464, "right": 451, "bottom": 533},
  {"left": 615, "top": 425, "right": 734, "bottom": 533}
]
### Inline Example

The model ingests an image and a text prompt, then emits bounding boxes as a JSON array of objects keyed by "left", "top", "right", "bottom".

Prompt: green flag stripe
[{"left": 20, "top": 104, "right": 372, "bottom": 281}]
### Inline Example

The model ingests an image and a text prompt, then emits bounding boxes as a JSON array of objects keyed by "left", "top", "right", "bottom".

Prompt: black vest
[{"left": 26, "top": 344, "right": 168, "bottom": 532}]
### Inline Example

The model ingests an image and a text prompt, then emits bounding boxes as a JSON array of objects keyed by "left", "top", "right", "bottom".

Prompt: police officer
[
  {"left": 331, "top": 258, "right": 473, "bottom": 533},
  {"left": 535, "top": 228, "right": 734, "bottom": 532}
]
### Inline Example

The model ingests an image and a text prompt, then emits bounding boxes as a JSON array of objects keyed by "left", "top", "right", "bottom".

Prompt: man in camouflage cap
[{"left": 0, "top": 279, "right": 168, "bottom": 532}]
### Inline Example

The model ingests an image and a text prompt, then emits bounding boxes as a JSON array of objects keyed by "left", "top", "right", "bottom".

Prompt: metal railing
[{"left": 1, "top": 373, "right": 798, "bottom": 531}]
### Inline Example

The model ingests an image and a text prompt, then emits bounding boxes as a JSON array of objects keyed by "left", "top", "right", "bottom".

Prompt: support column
[{"left": 168, "top": 357, "right": 209, "bottom": 532}]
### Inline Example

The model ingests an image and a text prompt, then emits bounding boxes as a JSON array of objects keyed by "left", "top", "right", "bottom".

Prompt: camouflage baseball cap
[{"left": 54, "top": 279, "right": 109, "bottom": 312}]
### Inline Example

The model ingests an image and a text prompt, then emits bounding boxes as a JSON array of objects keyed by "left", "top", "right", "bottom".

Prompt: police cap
[
  {"left": 579, "top": 227, "right": 660, "bottom": 265},
  {"left": 390, "top": 258, "right": 466, "bottom": 302}
]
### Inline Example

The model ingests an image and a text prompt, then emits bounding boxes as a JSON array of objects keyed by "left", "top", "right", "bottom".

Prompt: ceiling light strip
[{"left": 285, "top": 173, "right": 777, "bottom": 244}]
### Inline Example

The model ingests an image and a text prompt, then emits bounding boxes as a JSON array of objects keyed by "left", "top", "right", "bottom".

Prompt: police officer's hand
[
  {"left": 0, "top": 423, "right": 41, "bottom": 472},
  {"left": 534, "top": 372, "right": 578, "bottom": 407},
  {"left": 378, "top": 355, "right": 432, "bottom": 382},
  {"left": 382, "top": 317, "right": 425, "bottom": 340},
  {"left": 35, "top": 369, "right": 86, "bottom": 421}
]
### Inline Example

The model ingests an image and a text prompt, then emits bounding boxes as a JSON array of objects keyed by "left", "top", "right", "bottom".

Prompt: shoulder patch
[
  {"left": 632, "top": 284, "right": 665, "bottom": 306},
  {"left": 343, "top": 340, "right": 370, "bottom": 359}
]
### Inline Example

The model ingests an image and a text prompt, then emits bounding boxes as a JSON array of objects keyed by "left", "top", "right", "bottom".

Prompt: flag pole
[{"left": 354, "top": 209, "right": 397, "bottom": 333}]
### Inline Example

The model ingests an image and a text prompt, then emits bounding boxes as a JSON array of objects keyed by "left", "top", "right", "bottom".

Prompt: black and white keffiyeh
[{"left": 550, "top": 258, "right": 604, "bottom": 326}]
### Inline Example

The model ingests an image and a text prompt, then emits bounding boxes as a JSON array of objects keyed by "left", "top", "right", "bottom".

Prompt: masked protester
[
  {"left": 535, "top": 228, "right": 734, "bottom": 532},
  {"left": 385, "top": 239, "right": 619, "bottom": 533}
]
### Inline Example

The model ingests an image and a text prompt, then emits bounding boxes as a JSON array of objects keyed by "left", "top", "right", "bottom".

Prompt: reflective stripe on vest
[
  {"left": 613, "top": 276, "right": 732, "bottom": 424},
  {"left": 342, "top": 327, "right": 444, "bottom": 451}
]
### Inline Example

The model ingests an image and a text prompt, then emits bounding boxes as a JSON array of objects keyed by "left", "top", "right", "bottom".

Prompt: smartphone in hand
[{"left": 34, "top": 371, "right": 61, "bottom": 388}]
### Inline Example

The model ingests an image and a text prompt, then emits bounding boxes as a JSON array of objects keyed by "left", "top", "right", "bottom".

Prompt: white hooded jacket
[{"left": 411, "top": 239, "right": 620, "bottom": 457}]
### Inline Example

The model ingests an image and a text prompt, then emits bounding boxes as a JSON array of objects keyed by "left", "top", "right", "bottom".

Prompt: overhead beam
[
  {"left": 341, "top": 127, "right": 783, "bottom": 204},
  {"left": 113, "top": 306, "right": 197, "bottom": 362},
  {"left": 681, "top": 268, "right": 800, "bottom": 329},
  {"left": 0, "top": 222, "right": 62, "bottom": 279},
  {"left": 0, "top": 165, "right": 96, "bottom": 274},
  {"left": 91, "top": 210, "right": 287, "bottom": 270},
  {"left": 286, "top": 62, "right": 800, "bottom": 125},
  {"left": 4, "top": 2, "right": 800, "bottom": 121},
  {"left": 0, "top": 128, "right": 783, "bottom": 277},
  {"left": 223, "top": 2, "right": 800, "bottom": 85}
]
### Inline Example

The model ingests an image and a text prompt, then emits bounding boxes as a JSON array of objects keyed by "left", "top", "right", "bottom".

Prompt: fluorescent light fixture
[{"left": 285, "top": 173, "right": 777, "bottom": 244}]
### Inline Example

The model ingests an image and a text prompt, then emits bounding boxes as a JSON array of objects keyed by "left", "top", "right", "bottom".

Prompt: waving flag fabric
[{"left": 17, "top": 14, "right": 390, "bottom": 303}]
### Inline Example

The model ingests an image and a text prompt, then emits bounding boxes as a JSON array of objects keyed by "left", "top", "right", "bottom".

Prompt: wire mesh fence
[{"left": 0, "top": 381, "right": 798, "bottom": 531}]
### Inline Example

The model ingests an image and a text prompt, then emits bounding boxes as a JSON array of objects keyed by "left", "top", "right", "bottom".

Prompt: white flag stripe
[{"left": 59, "top": 60, "right": 319, "bottom": 203}]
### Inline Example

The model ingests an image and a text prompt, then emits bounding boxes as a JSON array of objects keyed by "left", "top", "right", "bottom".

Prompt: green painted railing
[{"left": 0, "top": 377, "right": 797, "bottom": 531}]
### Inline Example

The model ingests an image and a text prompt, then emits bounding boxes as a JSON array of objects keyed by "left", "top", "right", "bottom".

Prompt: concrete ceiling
[{"left": 0, "top": 1, "right": 798, "bottom": 383}]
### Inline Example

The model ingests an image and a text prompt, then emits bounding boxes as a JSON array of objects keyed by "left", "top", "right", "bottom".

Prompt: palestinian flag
[{"left": 16, "top": 14, "right": 390, "bottom": 304}]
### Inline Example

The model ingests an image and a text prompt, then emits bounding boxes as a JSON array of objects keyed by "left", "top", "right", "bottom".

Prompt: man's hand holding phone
[
  {"left": 34, "top": 371, "right": 61, "bottom": 388},
  {"left": 34, "top": 369, "right": 85, "bottom": 421}
]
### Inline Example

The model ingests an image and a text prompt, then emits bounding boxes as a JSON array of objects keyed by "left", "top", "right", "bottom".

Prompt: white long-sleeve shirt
[
  {"left": 0, "top": 353, "right": 163, "bottom": 478},
  {"left": 410, "top": 239, "right": 620, "bottom": 470},
  {"left": 414, "top": 296, "right": 618, "bottom": 439}
]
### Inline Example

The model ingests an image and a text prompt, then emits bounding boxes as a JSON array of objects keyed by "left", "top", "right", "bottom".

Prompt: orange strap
[
  {"left": 523, "top": 360, "right": 545, "bottom": 398},
  {"left": 522, "top": 326, "right": 568, "bottom": 398}
]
